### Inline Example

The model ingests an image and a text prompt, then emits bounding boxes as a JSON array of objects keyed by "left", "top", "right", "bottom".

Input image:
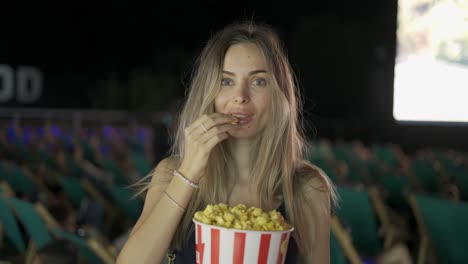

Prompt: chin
[
  {"left": 228, "top": 123, "right": 268, "bottom": 139},
  {"left": 227, "top": 128, "right": 257, "bottom": 139}
]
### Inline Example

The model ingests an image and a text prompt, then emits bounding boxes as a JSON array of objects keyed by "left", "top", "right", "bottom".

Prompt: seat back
[
  {"left": 0, "top": 191, "right": 26, "bottom": 252},
  {"left": 130, "top": 152, "right": 152, "bottom": 176},
  {"left": 59, "top": 176, "right": 87, "bottom": 208},
  {"left": 102, "top": 159, "right": 128, "bottom": 185},
  {"left": 335, "top": 185, "right": 381, "bottom": 257},
  {"left": 414, "top": 194, "right": 468, "bottom": 263},
  {"left": 377, "top": 172, "right": 411, "bottom": 209},
  {"left": 110, "top": 184, "right": 143, "bottom": 223},
  {"left": 330, "top": 230, "right": 347, "bottom": 264},
  {"left": 2, "top": 165, "right": 37, "bottom": 197},
  {"left": 51, "top": 228, "right": 103, "bottom": 264},
  {"left": 7, "top": 197, "right": 52, "bottom": 250},
  {"left": 411, "top": 160, "right": 439, "bottom": 193}
]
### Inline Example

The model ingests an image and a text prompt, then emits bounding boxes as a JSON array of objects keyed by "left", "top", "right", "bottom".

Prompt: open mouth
[{"left": 229, "top": 114, "right": 253, "bottom": 125}]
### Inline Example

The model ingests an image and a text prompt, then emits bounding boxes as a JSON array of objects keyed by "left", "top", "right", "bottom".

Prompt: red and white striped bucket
[{"left": 193, "top": 219, "right": 294, "bottom": 264}]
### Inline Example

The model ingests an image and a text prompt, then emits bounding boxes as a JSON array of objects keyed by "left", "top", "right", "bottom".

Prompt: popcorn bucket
[{"left": 193, "top": 219, "right": 294, "bottom": 264}]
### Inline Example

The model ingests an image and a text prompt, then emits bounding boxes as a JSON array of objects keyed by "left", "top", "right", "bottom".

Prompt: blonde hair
[{"left": 140, "top": 21, "right": 336, "bottom": 256}]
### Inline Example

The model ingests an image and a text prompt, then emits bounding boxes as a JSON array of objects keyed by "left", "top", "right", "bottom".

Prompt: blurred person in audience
[
  {"left": 120, "top": 152, "right": 143, "bottom": 183},
  {"left": 51, "top": 145, "right": 109, "bottom": 232},
  {"left": 118, "top": 21, "right": 337, "bottom": 263},
  {"left": 350, "top": 140, "right": 373, "bottom": 161},
  {"left": 33, "top": 239, "right": 78, "bottom": 264},
  {"left": 35, "top": 161, "right": 71, "bottom": 208},
  {"left": 72, "top": 143, "right": 113, "bottom": 185},
  {"left": 54, "top": 147, "right": 74, "bottom": 176},
  {"left": 49, "top": 205, "right": 77, "bottom": 234}
]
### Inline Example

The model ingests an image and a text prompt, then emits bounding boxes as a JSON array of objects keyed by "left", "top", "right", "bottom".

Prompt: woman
[{"left": 117, "top": 21, "right": 336, "bottom": 263}]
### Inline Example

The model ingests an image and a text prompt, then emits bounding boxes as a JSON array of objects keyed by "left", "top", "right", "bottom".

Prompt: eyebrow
[{"left": 222, "top": 70, "right": 267, "bottom": 76}]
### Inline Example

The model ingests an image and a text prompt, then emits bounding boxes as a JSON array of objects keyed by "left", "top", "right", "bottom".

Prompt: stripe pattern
[{"left": 195, "top": 223, "right": 292, "bottom": 264}]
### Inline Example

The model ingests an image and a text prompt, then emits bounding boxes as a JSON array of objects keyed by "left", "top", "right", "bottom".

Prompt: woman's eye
[
  {"left": 251, "top": 78, "right": 267, "bottom": 86},
  {"left": 221, "top": 78, "right": 233, "bottom": 86}
]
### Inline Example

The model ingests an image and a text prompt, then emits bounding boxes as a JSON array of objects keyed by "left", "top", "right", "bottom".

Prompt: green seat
[
  {"left": 433, "top": 150, "right": 455, "bottom": 172},
  {"left": 37, "top": 150, "right": 58, "bottom": 169},
  {"left": 7, "top": 197, "right": 52, "bottom": 250},
  {"left": 51, "top": 228, "right": 103, "bottom": 264},
  {"left": 415, "top": 195, "right": 468, "bottom": 263},
  {"left": 330, "top": 230, "right": 346, "bottom": 264},
  {"left": 377, "top": 172, "right": 411, "bottom": 210},
  {"left": 335, "top": 185, "right": 381, "bottom": 257},
  {"left": 59, "top": 176, "right": 87, "bottom": 208},
  {"left": 7, "top": 196, "right": 105, "bottom": 263},
  {"left": 102, "top": 159, "right": 128, "bottom": 185},
  {"left": 332, "top": 146, "right": 353, "bottom": 164},
  {"left": 361, "top": 160, "right": 382, "bottom": 184},
  {"left": 345, "top": 165, "right": 366, "bottom": 184},
  {"left": 0, "top": 193, "right": 26, "bottom": 252},
  {"left": 66, "top": 155, "right": 86, "bottom": 177},
  {"left": 2, "top": 165, "right": 37, "bottom": 197},
  {"left": 130, "top": 142, "right": 145, "bottom": 154},
  {"left": 411, "top": 160, "right": 440, "bottom": 193},
  {"left": 0, "top": 162, "right": 8, "bottom": 180},
  {"left": 110, "top": 185, "right": 143, "bottom": 223},
  {"left": 372, "top": 145, "right": 398, "bottom": 167},
  {"left": 453, "top": 166, "right": 468, "bottom": 201},
  {"left": 131, "top": 152, "right": 152, "bottom": 176},
  {"left": 306, "top": 140, "right": 334, "bottom": 161},
  {"left": 81, "top": 141, "right": 99, "bottom": 166},
  {"left": 13, "top": 142, "right": 33, "bottom": 163}
]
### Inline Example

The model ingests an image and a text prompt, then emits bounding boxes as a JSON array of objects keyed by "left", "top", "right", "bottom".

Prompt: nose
[{"left": 233, "top": 82, "right": 250, "bottom": 104}]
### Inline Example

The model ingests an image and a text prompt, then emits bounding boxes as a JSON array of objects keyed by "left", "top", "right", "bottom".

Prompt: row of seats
[
  {"left": 310, "top": 139, "right": 468, "bottom": 263},
  {"left": 1, "top": 123, "right": 152, "bottom": 263},
  {"left": 2, "top": 122, "right": 468, "bottom": 263}
]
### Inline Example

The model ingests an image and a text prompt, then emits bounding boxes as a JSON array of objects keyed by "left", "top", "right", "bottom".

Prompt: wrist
[
  {"left": 177, "top": 167, "right": 199, "bottom": 183},
  {"left": 174, "top": 169, "right": 200, "bottom": 189}
]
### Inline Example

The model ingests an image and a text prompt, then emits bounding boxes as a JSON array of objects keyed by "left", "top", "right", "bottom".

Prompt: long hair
[{"left": 140, "top": 21, "right": 336, "bottom": 255}]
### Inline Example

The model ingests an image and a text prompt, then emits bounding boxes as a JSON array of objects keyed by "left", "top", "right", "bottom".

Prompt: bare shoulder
[
  {"left": 296, "top": 160, "right": 331, "bottom": 193},
  {"left": 295, "top": 160, "right": 333, "bottom": 213},
  {"left": 295, "top": 161, "right": 333, "bottom": 264}
]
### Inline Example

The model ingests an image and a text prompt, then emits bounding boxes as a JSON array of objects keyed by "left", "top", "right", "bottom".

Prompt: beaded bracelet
[{"left": 173, "top": 170, "right": 200, "bottom": 189}]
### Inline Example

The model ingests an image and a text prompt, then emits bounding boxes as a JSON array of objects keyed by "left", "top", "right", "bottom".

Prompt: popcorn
[{"left": 194, "top": 203, "right": 288, "bottom": 231}]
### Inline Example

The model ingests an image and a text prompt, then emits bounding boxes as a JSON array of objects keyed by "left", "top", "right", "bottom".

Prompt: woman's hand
[{"left": 178, "top": 113, "right": 238, "bottom": 182}]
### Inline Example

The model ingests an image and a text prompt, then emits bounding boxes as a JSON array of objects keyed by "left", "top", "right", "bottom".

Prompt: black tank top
[{"left": 172, "top": 202, "right": 299, "bottom": 263}]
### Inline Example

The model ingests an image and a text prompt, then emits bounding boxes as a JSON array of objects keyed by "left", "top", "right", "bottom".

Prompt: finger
[
  {"left": 185, "top": 113, "right": 227, "bottom": 134},
  {"left": 199, "top": 123, "right": 237, "bottom": 143},
  {"left": 188, "top": 113, "right": 237, "bottom": 136},
  {"left": 200, "top": 114, "right": 238, "bottom": 131},
  {"left": 184, "top": 114, "right": 209, "bottom": 135},
  {"left": 204, "top": 131, "right": 229, "bottom": 150}
]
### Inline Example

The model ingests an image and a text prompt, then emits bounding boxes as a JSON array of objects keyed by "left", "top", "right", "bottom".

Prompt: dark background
[{"left": 1, "top": 1, "right": 467, "bottom": 151}]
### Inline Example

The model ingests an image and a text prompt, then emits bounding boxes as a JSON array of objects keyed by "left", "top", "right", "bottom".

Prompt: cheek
[
  {"left": 258, "top": 93, "right": 272, "bottom": 113},
  {"left": 214, "top": 92, "right": 229, "bottom": 112},
  {"left": 214, "top": 96, "right": 222, "bottom": 112}
]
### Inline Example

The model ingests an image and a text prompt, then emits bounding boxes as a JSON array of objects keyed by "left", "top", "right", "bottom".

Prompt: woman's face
[{"left": 215, "top": 43, "right": 272, "bottom": 139}]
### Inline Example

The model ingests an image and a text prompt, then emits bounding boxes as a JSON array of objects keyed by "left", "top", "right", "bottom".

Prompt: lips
[{"left": 228, "top": 113, "right": 253, "bottom": 125}]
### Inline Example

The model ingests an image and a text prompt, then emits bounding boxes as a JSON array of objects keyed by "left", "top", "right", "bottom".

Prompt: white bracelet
[{"left": 173, "top": 170, "right": 200, "bottom": 189}]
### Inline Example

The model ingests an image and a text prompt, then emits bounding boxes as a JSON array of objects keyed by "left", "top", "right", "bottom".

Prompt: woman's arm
[
  {"left": 117, "top": 113, "right": 238, "bottom": 263},
  {"left": 300, "top": 173, "right": 332, "bottom": 264},
  {"left": 116, "top": 158, "right": 193, "bottom": 264}
]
